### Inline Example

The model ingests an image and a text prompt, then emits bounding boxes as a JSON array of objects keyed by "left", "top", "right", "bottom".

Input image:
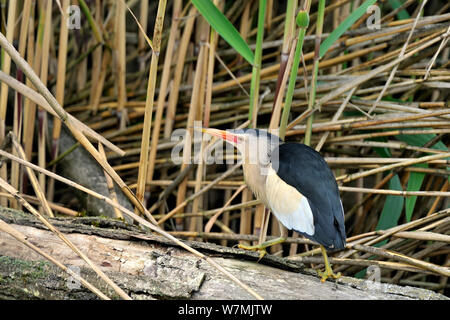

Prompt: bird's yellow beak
[{"left": 197, "top": 128, "right": 238, "bottom": 144}]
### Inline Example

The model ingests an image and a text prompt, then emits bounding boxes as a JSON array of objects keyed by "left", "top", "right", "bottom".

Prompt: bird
[{"left": 200, "top": 127, "right": 346, "bottom": 282}]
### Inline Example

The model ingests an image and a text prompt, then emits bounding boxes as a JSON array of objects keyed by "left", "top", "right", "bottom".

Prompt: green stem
[
  {"left": 79, "top": 0, "right": 103, "bottom": 44},
  {"left": 273, "top": 0, "right": 297, "bottom": 115},
  {"left": 279, "top": 28, "right": 306, "bottom": 140},
  {"left": 278, "top": 9, "right": 310, "bottom": 140},
  {"left": 304, "top": 0, "right": 325, "bottom": 146},
  {"left": 47, "top": 142, "right": 80, "bottom": 167},
  {"left": 248, "top": 0, "right": 267, "bottom": 127},
  {"left": 282, "top": 0, "right": 297, "bottom": 51}
]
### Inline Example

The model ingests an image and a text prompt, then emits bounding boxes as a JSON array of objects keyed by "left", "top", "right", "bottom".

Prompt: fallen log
[{"left": 0, "top": 207, "right": 446, "bottom": 300}]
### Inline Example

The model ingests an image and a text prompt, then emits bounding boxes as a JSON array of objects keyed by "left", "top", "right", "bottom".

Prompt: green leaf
[
  {"left": 396, "top": 134, "right": 450, "bottom": 214},
  {"left": 319, "top": 0, "right": 377, "bottom": 58},
  {"left": 356, "top": 175, "right": 403, "bottom": 280},
  {"left": 376, "top": 174, "right": 404, "bottom": 232},
  {"left": 396, "top": 133, "right": 450, "bottom": 172},
  {"left": 396, "top": 133, "right": 448, "bottom": 153},
  {"left": 388, "top": 0, "right": 410, "bottom": 20},
  {"left": 191, "top": 0, "right": 254, "bottom": 65},
  {"left": 405, "top": 163, "right": 427, "bottom": 222},
  {"left": 373, "top": 146, "right": 391, "bottom": 158},
  {"left": 370, "top": 136, "right": 392, "bottom": 158}
]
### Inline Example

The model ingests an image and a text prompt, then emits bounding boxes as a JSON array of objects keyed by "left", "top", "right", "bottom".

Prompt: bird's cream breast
[
  {"left": 265, "top": 168, "right": 304, "bottom": 216},
  {"left": 265, "top": 167, "right": 315, "bottom": 235},
  {"left": 242, "top": 162, "right": 268, "bottom": 203},
  {"left": 242, "top": 153, "right": 315, "bottom": 235}
]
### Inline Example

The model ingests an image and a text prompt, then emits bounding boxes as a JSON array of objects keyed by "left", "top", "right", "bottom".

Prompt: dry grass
[{"left": 0, "top": 0, "right": 449, "bottom": 298}]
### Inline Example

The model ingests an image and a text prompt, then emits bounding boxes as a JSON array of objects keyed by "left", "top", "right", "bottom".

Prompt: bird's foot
[
  {"left": 237, "top": 237, "right": 286, "bottom": 261},
  {"left": 318, "top": 245, "right": 341, "bottom": 282},
  {"left": 237, "top": 243, "right": 268, "bottom": 261},
  {"left": 318, "top": 267, "right": 341, "bottom": 283}
]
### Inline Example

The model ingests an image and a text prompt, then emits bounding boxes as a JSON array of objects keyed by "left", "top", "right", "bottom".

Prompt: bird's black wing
[{"left": 272, "top": 143, "right": 346, "bottom": 250}]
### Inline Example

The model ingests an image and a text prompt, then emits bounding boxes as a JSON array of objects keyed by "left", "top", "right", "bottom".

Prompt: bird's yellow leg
[
  {"left": 238, "top": 237, "right": 286, "bottom": 260},
  {"left": 318, "top": 245, "right": 341, "bottom": 282}
]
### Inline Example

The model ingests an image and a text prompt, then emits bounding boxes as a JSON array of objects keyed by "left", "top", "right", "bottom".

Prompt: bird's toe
[{"left": 318, "top": 269, "right": 342, "bottom": 282}]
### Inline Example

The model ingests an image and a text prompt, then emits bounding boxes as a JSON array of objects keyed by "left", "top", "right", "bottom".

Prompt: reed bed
[{"left": 0, "top": 0, "right": 449, "bottom": 298}]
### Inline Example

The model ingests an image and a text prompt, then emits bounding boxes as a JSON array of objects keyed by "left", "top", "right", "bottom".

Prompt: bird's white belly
[{"left": 265, "top": 168, "right": 315, "bottom": 235}]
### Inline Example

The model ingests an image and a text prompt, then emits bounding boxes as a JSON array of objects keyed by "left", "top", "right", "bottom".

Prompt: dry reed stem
[
  {"left": 193, "top": 2, "right": 222, "bottom": 234},
  {"left": 427, "top": 179, "right": 449, "bottom": 216},
  {"left": 151, "top": 200, "right": 261, "bottom": 220},
  {"left": 339, "top": 186, "right": 450, "bottom": 197},
  {"left": 88, "top": 0, "right": 103, "bottom": 113},
  {"left": 323, "top": 128, "right": 450, "bottom": 143},
  {"left": 340, "top": 210, "right": 450, "bottom": 262},
  {"left": 98, "top": 143, "right": 123, "bottom": 219},
  {"left": 48, "top": 0, "right": 69, "bottom": 202},
  {"left": 0, "top": 192, "right": 78, "bottom": 216},
  {"left": 146, "top": 0, "right": 182, "bottom": 186},
  {"left": 178, "top": 34, "right": 207, "bottom": 231},
  {"left": 135, "top": 0, "right": 167, "bottom": 208},
  {"left": 295, "top": 255, "right": 439, "bottom": 275},
  {"left": 369, "top": 0, "right": 428, "bottom": 114},
  {"left": 169, "top": 231, "right": 314, "bottom": 245},
  {"left": 138, "top": 0, "right": 149, "bottom": 53},
  {"left": 158, "top": 163, "right": 241, "bottom": 225},
  {"left": 424, "top": 25, "right": 450, "bottom": 80},
  {"left": 298, "top": 209, "right": 449, "bottom": 259},
  {"left": 315, "top": 87, "right": 356, "bottom": 151},
  {"left": 389, "top": 230, "right": 450, "bottom": 243},
  {"left": 16, "top": 0, "right": 36, "bottom": 166},
  {"left": 164, "top": 6, "right": 196, "bottom": 138},
  {"left": 0, "top": 32, "right": 66, "bottom": 124},
  {"left": 115, "top": 0, "right": 128, "bottom": 129},
  {"left": 0, "top": 0, "right": 17, "bottom": 134},
  {"left": 5, "top": 0, "right": 26, "bottom": 208},
  {"left": 147, "top": 164, "right": 195, "bottom": 215},
  {"left": 290, "top": 109, "right": 450, "bottom": 135},
  {"left": 0, "top": 0, "right": 17, "bottom": 208},
  {"left": 189, "top": 42, "right": 209, "bottom": 234},
  {"left": 91, "top": 49, "right": 110, "bottom": 114},
  {"left": 318, "top": 32, "right": 448, "bottom": 106},
  {"left": 9, "top": 133, "right": 54, "bottom": 217},
  {"left": 0, "top": 71, "right": 122, "bottom": 155},
  {"left": 238, "top": 188, "right": 252, "bottom": 246},
  {"left": 0, "top": 33, "right": 157, "bottom": 223},
  {"left": 37, "top": 0, "right": 53, "bottom": 202},
  {"left": 334, "top": 140, "right": 449, "bottom": 155},
  {"left": 338, "top": 151, "right": 450, "bottom": 183},
  {"left": 347, "top": 243, "right": 450, "bottom": 277},
  {"left": 205, "top": 185, "right": 247, "bottom": 233},
  {"left": 269, "top": 37, "right": 296, "bottom": 130}
]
